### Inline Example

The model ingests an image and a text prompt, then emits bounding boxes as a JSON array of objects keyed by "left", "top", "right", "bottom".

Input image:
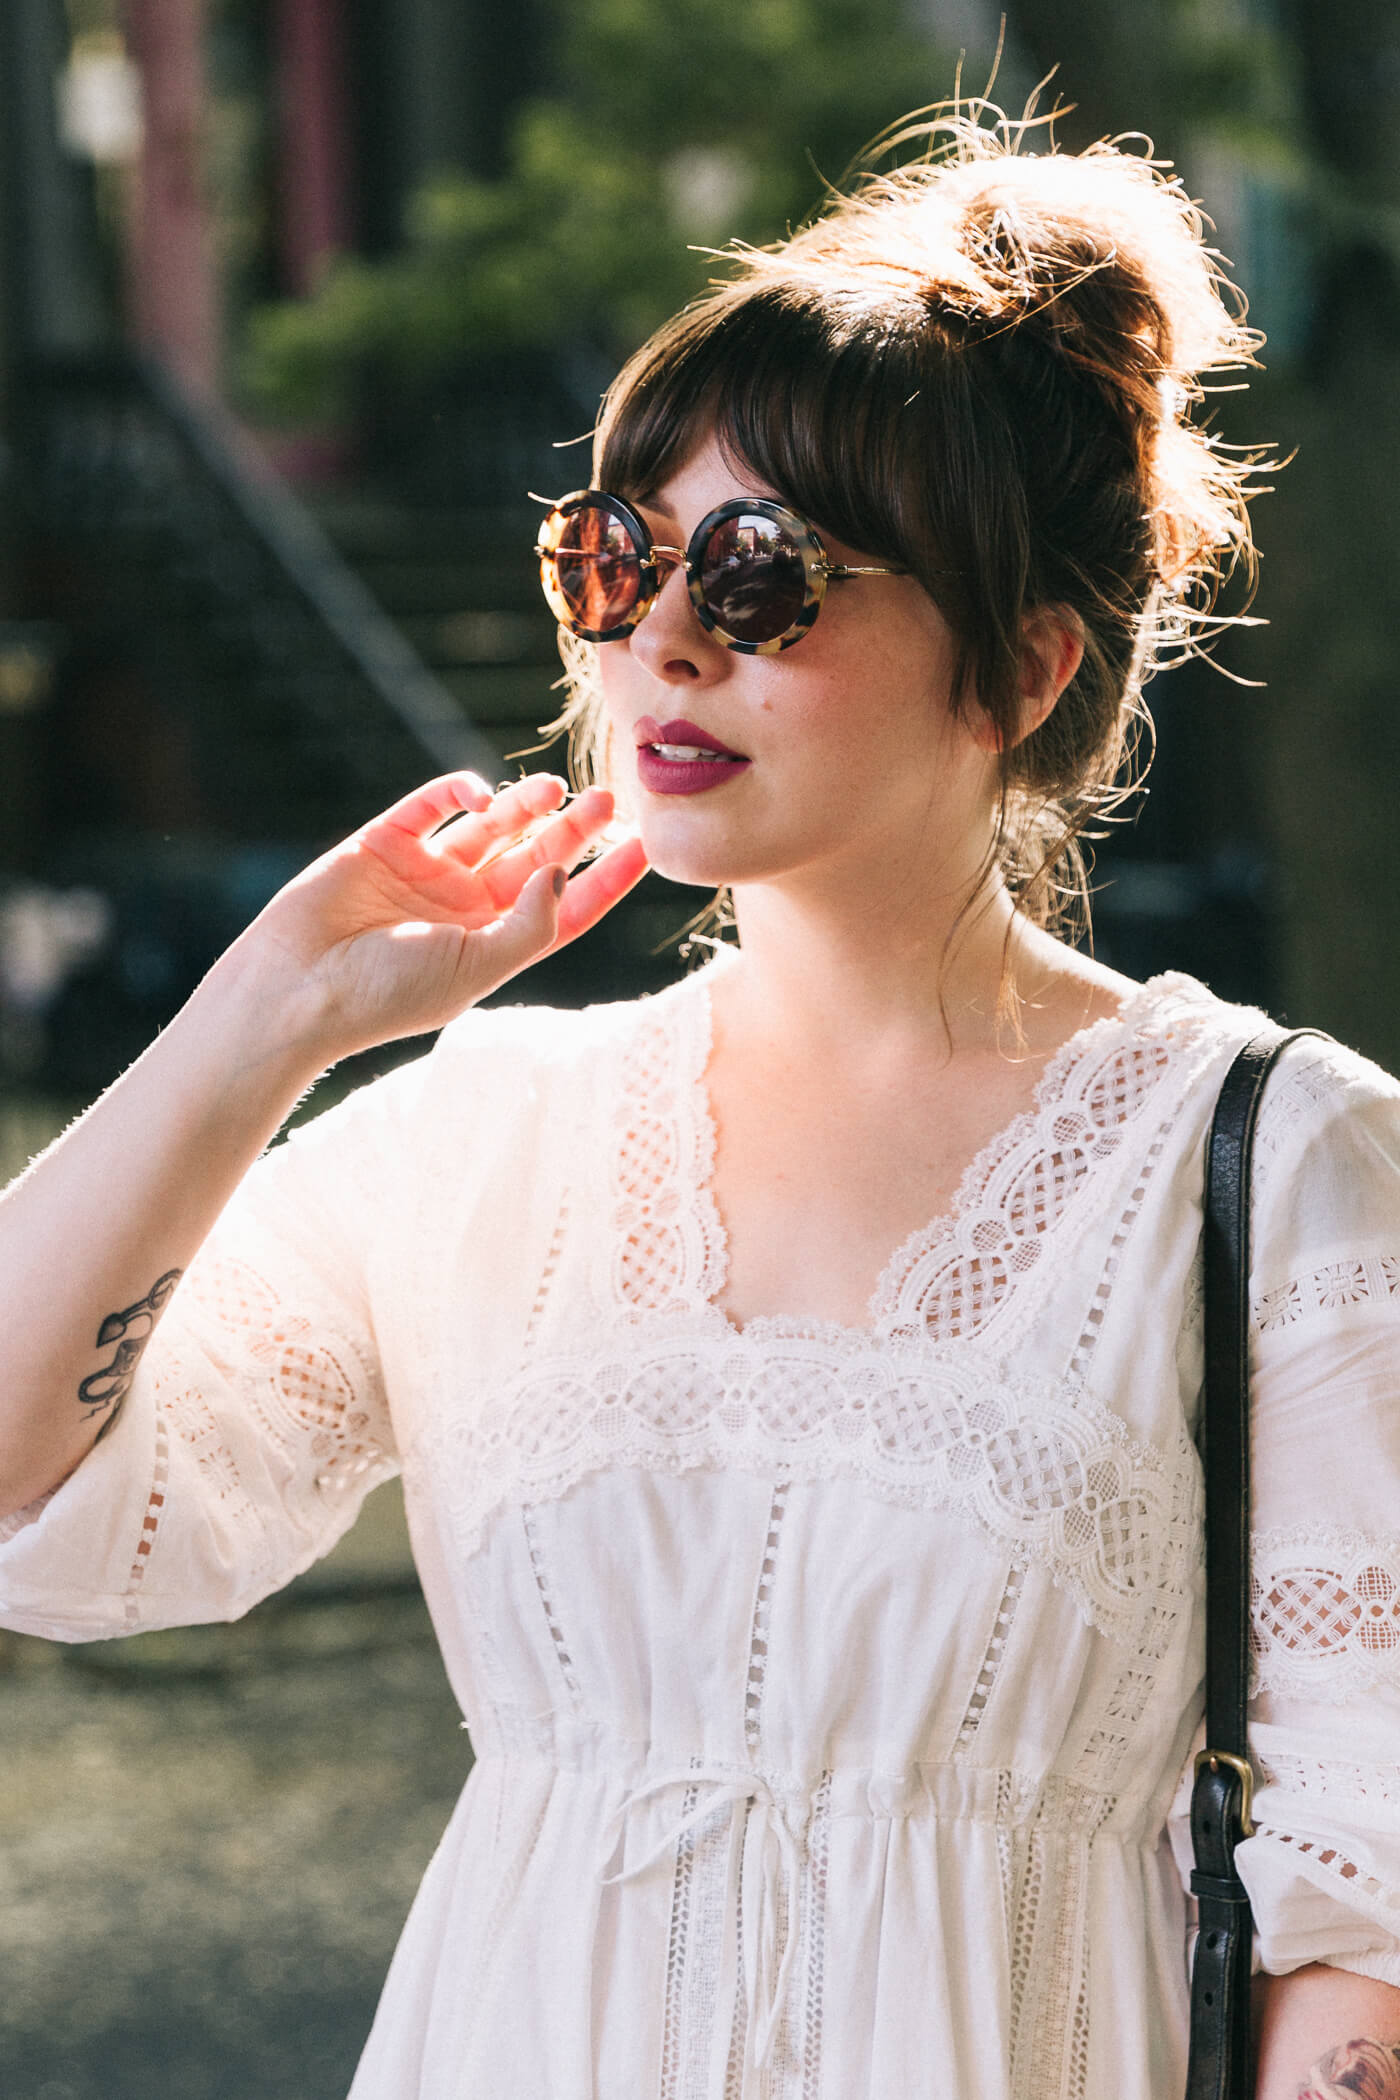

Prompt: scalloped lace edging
[
  {"left": 603, "top": 967, "right": 1235, "bottom": 1351},
  {"left": 410, "top": 1333, "right": 1202, "bottom": 1650}
]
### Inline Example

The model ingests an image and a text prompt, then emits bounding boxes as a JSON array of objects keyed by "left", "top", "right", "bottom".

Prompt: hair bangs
[{"left": 596, "top": 285, "right": 952, "bottom": 584}]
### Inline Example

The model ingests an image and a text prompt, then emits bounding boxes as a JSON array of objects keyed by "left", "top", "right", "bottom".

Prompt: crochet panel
[
  {"left": 135, "top": 1250, "right": 392, "bottom": 1610},
  {"left": 413, "top": 1331, "right": 1202, "bottom": 1651},
  {"left": 1252, "top": 1526, "right": 1400, "bottom": 1697}
]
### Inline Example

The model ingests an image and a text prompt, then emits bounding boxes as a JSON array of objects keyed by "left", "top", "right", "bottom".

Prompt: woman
[{"left": 2, "top": 115, "right": 1399, "bottom": 2100}]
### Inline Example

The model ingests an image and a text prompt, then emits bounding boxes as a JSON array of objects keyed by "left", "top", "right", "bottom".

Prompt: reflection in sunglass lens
[
  {"left": 698, "top": 513, "right": 807, "bottom": 643},
  {"left": 553, "top": 506, "right": 642, "bottom": 633}
]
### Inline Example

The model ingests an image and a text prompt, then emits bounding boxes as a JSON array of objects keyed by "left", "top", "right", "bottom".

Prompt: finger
[
  {"left": 466, "top": 787, "right": 617, "bottom": 910},
  {"left": 429, "top": 774, "right": 571, "bottom": 868},
  {"left": 364, "top": 771, "right": 496, "bottom": 842},
  {"left": 467, "top": 862, "right": 566, "bottom": 986},
  {"left": 553, "top": 835, "right": 650, "bottom": 947}
]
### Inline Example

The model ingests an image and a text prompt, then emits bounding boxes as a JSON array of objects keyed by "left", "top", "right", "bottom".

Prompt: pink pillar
[
  {"left": 272, "top": 0, "right": 351, "bottom": 295},
  {"left": 121, "top": 0, "right": 221, "bottom": 400}
]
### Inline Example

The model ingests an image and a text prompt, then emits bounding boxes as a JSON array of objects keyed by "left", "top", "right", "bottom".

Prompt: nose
[{"left": 628, "top": 554, "right": 729, "bottom": 685}]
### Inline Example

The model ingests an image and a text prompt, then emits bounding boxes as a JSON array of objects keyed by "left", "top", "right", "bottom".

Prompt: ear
[
  {"left": 965, "top": 608, "right": 1085, "bottom": 753},
  {"left": 1017, "top": 606, "right": 1084, "bottom": 738}
]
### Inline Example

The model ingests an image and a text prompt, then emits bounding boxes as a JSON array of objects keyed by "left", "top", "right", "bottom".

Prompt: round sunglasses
[{"left": 535, "top": 489, "right": 905, "bottom": 655}]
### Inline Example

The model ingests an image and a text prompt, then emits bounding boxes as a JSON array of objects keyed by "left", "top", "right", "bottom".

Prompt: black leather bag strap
[{"left": 1184, "top": 1025, "right": 1326, "bottom": 2100}]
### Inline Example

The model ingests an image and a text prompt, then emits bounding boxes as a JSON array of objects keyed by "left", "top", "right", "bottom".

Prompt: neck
[{"left": 719, "top": 860, "right": 1033, "bottom": 1065}]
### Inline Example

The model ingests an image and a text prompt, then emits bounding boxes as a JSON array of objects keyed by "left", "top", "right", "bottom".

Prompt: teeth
[{"left": 652, "top": 743, "right": 733, "bottom": 762}]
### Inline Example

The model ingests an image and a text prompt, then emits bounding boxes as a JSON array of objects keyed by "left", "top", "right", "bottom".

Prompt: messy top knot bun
[{"left": 559, "top": 109, "right": 1267, "bottom": 932}]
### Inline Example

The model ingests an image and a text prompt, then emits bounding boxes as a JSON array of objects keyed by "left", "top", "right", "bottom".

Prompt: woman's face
[{"left": 597, "top": 429, "right": 1003, "bottom": 906}]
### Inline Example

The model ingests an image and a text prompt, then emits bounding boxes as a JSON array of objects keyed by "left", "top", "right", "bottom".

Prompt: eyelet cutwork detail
[
  {"left": 1074, "top": 1664, "right": 1161, "bottom": 1796},
  {"left": 124, "top": 1407, "right": 170, "bottom": 1627},
  {"left": 1255, "top": 1253, "right": 1400, "bottom": 1333},
  {"left": 955, "top": 1562, "right": 1027, "bottom": 1750},
  {"left": 1068, "top": 1975, "right": 1091, "bottom": 2100},
  {"left": 1260, "top": 1753, "right": 1400, "bottom": 1811},
  {"left": 420, "top": 1343, "right": 1201, "bottom": 1649},
  {"left": 524, "top": 1190, "right": 571, "bottom": 1353},
  {"left": 745, "top": 1484, "right": 789, "bottom": 1756},
  {"left": 519, "top": 1504, "right": 584, "bottom": 1713},
  {"left": 1251, "top": 1827, "right": 1396, "bottom": 1911},
  {"left": 1252, "top": 1527, "right": 1400, "bottom": 1696},
  {"left": 1068, "top": 1120, "right": 1176, "bottom": 1381}
]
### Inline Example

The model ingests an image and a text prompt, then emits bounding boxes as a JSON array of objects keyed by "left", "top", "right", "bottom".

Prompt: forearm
[
  {"left": 0, "top": 936, "right": 328, "bottom": 1517},
  {"left": 1256, "top": 1966, "right": 1400, "bottom": 2099}
]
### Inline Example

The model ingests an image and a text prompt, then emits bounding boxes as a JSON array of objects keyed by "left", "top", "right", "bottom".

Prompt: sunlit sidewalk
[{"left": 1, "top": 1479, "right": 459, "bottom": 2100}]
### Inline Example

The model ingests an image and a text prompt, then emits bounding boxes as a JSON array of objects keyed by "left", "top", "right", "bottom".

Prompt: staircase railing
[{"left": 14, "top": 348, "right": 499, "bottom": 824}]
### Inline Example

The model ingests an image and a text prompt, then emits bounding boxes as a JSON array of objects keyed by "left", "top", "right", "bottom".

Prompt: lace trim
[
  {"left": 681, "top": 1786, "right": 739, "bottom": 2100},
  {"left": 659, "top": 1770, "right": 701, "bottom": 2100},
  {"left": 1009, "top": 1779, "right": 1110, "bottom": 2100},
  {"left": 415, "top": 1334, "right": 1201, "bottom": 1650},
  {"left": 1253, "top": 1527, "right": 1400, "bottom": 1695},
  {"left": 801, "top": 1772, "right": 831, "bottom": 2100},
  {"left": 1255, "top": 1253, "right": 1400, "bottom": 1334},
  {"left": 607, "top": 968, "right": 1226, "bottom": 1354},
  {"left": 610, "top": 994, "right": 725, "bottom": 1317},
  {"left": 876, "top": 1030, "right": 1174, "bottom": 1347},
  {"left": 723, "top": 1808, "right": 749, "bottom": 2100}
]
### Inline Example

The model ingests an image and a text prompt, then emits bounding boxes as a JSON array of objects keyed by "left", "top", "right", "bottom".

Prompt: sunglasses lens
[
  {"left": 698, "top": 511, "right": 807, "bottom": 644},
  {"left": 547, "top": 502, "right": 643, "bottom": 635}
]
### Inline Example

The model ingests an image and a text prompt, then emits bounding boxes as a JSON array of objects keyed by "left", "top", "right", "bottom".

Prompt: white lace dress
[{"left": 5, "top": 965, "right": 1400, "bottom": 2100}]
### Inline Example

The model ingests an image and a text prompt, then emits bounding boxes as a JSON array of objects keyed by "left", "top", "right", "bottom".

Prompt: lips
[
  {"left": 634, "top": 716, "right": 746, "bottom": 759},
  {"left": 633, "top": 716, "right": 750, "bottom": 797}
]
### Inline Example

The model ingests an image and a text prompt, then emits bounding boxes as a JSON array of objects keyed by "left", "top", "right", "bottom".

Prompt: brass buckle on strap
[{"left": 1194, "top": 1748, "right": 1255, "bottom": 1839}]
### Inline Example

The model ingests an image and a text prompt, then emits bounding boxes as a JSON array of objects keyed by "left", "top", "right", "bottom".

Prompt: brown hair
[{"left": 547, "top": 109, "right": 1267, "bottom": 935}]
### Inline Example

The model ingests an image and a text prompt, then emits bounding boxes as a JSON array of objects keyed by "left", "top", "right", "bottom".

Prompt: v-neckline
[{"left": 671, "top": 959, "right": 1210, "bottom": 1345}]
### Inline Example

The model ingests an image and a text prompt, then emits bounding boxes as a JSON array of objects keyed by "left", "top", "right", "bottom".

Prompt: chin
[{"left": 642, "top": 840, "right": 744, "bottom": 890}]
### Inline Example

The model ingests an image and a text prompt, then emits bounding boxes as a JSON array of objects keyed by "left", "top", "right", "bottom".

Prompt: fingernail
[{"left": 551, "top": 867, "right": 567, "bottom": 899}]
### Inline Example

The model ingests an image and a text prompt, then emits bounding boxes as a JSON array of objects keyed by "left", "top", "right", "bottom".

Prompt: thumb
[{"left": 471, "top": 863, "right": 566, "bottom": 987}]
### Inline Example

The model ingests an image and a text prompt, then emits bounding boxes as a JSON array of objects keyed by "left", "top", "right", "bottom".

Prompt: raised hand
[{"left": 240, "top": 771, "right": 649, "bottom": 1062}]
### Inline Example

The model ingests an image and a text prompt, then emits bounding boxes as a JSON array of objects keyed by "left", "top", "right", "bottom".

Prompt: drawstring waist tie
[{"left": 601, "top": 1765, "right": 808, "bottom": 2074}]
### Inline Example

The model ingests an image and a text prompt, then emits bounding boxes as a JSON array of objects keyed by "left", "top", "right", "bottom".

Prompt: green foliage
[{"left": 242, "top": 0, "right": 947, "bottom": 421}]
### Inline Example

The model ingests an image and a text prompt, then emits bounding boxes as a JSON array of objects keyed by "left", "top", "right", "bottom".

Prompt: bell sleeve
[
  {"left": 1204, "top": 1034, "right": 1400, "bottom": 1983},
  {"left": 0, "top": 1047, "right": 433, "bottom": 1645}
]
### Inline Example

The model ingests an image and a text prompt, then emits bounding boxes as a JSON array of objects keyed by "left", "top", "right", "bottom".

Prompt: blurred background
[{"left": 1, "top": 1, "right": 1397, "bottom": 2094}]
